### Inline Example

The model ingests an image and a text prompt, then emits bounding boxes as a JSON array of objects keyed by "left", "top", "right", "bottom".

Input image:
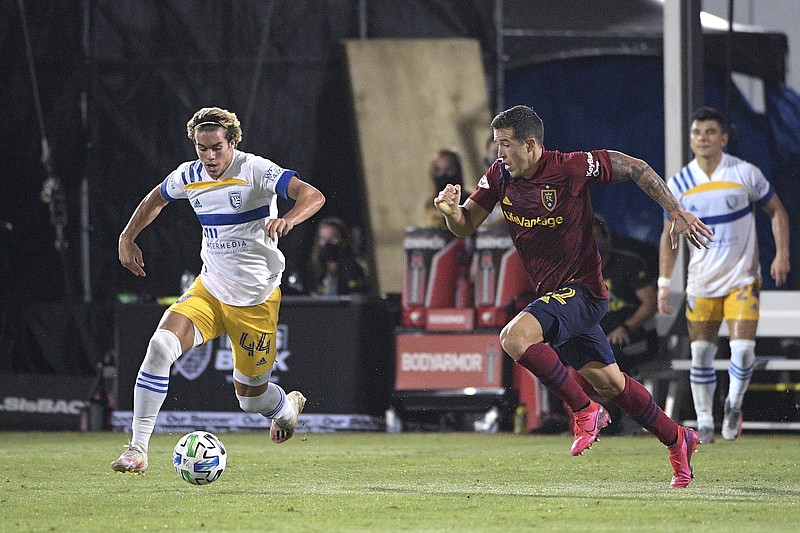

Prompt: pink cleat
[
  {"left": 571, "top": 401, "right": 610, "bottom": 456},
  {"left": 669, "top": 426, "right": 699, "bottom": 488}
]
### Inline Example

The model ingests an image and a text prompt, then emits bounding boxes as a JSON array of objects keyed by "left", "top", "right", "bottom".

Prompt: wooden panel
[{"left": 345, "top": 39, "right": 491, "bottom": 293}]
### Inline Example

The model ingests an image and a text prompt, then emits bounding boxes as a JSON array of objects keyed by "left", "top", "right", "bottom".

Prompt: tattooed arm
[{"left": 607, "top": 150, "right": 713, "bottom": 250}]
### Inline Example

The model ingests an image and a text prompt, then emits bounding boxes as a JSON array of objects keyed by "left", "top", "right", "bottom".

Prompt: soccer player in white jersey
[
  {"left": 658, "top": 106, "right": 790, "bottom": 444},
  {"left": 111, "top": 107, "right": 325, "bottom": 473}
]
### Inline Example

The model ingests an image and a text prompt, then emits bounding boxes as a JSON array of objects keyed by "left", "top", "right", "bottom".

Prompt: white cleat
[
  {"left": 111, "top": 444, "right": 148, "bottom": 474},
  {"left": 721, "top": 400, "right": 743, "bottom": 441},
  {"left": 270, "top": 391, "right": 306, "bottom": 443}
]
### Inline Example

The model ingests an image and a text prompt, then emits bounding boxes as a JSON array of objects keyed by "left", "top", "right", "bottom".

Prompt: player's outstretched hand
[
  {"left": 119, "top": 239, "right": 146, "bottom": 277},
  {"left": 265, "top": 217, "right": 295, "bottom": 241},
  {"left": 771, "top": 255, "right": 790, "bottom": 287},
  {"left": 670, "top": 209, "right": 714, "bottom": 250},
  {"left": 434, "top": 184, "right": 462, "bottom": 218},
  {"left": 657, "top": 287, "right": 674, "bottom": 314}
]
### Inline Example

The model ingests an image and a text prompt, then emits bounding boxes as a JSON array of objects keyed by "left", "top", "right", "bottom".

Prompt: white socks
[
  {"left": 727, "top": 339, "right": 756, "bottom": 410},
  {"left": 131, "top": 329, "right": 183, "bottom": 452},
  {"left": 690, "top": 340, "right": 718, "bottom": 430},
  {"left": 689, "top": 338, "right": 756, "bottom": 427},
  {"left": 129, "top": 326, "right": 298, "bottom": 451},
  {"left": 237, "top": 383, "right": 294, "bottom": 423}
]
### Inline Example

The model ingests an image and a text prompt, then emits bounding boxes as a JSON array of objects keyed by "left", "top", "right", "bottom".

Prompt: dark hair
[
  {"left": 429, "top": 148, "right": 464, "bottom": 189},
  {"left": 308, "top": 217, "right": 361, "bottom": 293},
  {"left": 437, "top": 149, "right": 463, "bottom": 179},
  {"left": 491, "top": 105, "right": 544, "bottom": 145},
  {"left": 317, "top": 217, "right": 351, "bottom": 246},
  {"left": 691, "top": 106, "right": 728, "bottom": 134}
]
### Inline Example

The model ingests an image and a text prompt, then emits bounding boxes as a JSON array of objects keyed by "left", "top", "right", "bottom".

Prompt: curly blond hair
[{"left": 186, "top": 107, "right": 243, "bottom": 145}]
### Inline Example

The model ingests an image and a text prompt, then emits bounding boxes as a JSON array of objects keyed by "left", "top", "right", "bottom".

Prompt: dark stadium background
[{"left": 2, "top": 2, "right": 798, "bottom": 428}]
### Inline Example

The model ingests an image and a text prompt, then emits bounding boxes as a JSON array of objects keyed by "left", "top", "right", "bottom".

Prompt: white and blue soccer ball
[{"left": 173, "top": 431, "right": 227, "bottom": 485}]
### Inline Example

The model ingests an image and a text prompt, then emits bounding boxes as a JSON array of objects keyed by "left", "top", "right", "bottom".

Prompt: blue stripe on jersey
[
  {"left": 160, "top": 179, "right": 177, "bottom": 201},
  {"left": 191, "top": 161, "right": 202, "bottom": 183},
  {"left": 755, "top": 186, "right": 774, "bottom": 208},
  {"left": 678, "top": 168, "right": 691, "bottom": 193},
  {"left": 197, "top": 204, "right": 270, "bottom": 226},
  {"left": 701, "top": 205, "right": 752, "bottom": 225},
  {"left": 276, "top": 170, "right": 296, "bottom": 200},
  {"left": 673, "top": 171, "right": 686, "bottom": 194},
  {"left": 684, "top": 165, "right": 697, "bottom": 188}
]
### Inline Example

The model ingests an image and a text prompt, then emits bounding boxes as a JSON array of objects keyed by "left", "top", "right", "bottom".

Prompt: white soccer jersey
[
  {"left": 666, "top": 152, "right": 773, "bottom": 298},
  {"left": 160, "top": 149, "right": 296, "bottom": 306}
]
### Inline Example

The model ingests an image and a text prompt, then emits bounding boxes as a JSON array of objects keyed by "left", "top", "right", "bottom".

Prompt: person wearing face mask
[
  {"left": 423, "top": 149, "right": 467, "bottom": 229},
  {"left": 307, "top": 217, "right": 369, "bottom": 296}
]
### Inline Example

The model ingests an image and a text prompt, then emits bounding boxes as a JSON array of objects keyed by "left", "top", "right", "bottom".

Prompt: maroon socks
[
  {"left": 611, "top": 373, "right": 679, "bottom": 446},
  {"left": 516, "top": 344, "right": 591, "bottom": 412}
]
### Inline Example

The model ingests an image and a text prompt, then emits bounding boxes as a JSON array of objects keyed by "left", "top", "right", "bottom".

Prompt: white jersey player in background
[
  {"left": 112, "top": 107, "right": 325, "bottom": 473},
  {"left": 658, "top": 106, "right": 789, "bottom": 444}
]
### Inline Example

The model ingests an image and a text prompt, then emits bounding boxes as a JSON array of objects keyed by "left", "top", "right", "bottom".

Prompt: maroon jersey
[{"left": 470, "top": 149, "right": 613, "bottom": 299}]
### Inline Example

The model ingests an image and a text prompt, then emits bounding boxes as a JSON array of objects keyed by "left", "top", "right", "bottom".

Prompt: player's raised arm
[
  {"left": 607, "top": 150, "right": 713, "bottom": 250},
  {"left": 119, "top": 184, "right": 169, "bottom": 277},
  {"left": 265, "top": 176, "right": 325, "bottom": 241},
  {"left": 434, "top": 183, "right": 489, "bottom": 237}
]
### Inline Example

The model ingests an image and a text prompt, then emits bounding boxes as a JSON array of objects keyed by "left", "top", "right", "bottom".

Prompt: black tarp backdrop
[
  {"left": 3, "top": 0, "right": 497, "bottom": 306},
  {"left": 4, "top": 0, "right": 787, "bottom": 302},
  {"left": 2, "top": 0, "right": 495, "bottom": 373},
  {"left": 2, "top": 0, "right": 794, "bottom": 374}
]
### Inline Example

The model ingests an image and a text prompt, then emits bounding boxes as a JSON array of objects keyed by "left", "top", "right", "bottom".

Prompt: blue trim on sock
[
  {"left": 690, "top": 366, "right": 717, "bottom": 385},
  {"left": 135, "top": 382, "right": 169, "bottom": 394},
  {"left": 139, "top": 371, "right": 169, "bottom": 382},
  {"left": 262, "top": 391, "right": 286, "bottom": 419},
  {"left": 136, "top": 371, "right": 169, "bottom": 394}
]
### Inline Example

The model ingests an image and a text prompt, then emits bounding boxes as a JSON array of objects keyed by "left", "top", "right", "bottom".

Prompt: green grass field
[{"left": 1, "top": 431, "right": 798, "bottom": 532}]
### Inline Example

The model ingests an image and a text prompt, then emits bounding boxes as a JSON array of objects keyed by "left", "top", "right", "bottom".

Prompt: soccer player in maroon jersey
[{"left": 434, "top": 105, "right": 713, "bottom": 488}]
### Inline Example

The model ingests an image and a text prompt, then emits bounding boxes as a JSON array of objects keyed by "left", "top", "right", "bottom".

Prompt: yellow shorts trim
[
  {"left": 685, "top": 279, "right": 760, "bottom": 322},
  {"left": 168, "top": 276, "right": 281, "bottom": 380}
]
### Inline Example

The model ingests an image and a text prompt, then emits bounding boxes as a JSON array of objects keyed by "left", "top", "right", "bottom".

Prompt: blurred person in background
[
  {"left": 306, "top": 217, "right": 369, "bottom": 296},
  {"left": 658, "top": 106, "right": 790, "bottom": 444},
  {"left": 595, "top": 214, "right": 658, "bottom": 372},
  {"left": 423, "top": 148, "right": 467, "bottom": 229},
  {"left": 592, "top": 213, "right": 659, "bottom": 434},
  {"left": 111, "top": 107, "right": 325, "bottom": 474}
]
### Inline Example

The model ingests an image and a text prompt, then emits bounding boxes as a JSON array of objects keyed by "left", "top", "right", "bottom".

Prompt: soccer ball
[{"left": 173, "top": 431, "right": 227, "bottom": 485}]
